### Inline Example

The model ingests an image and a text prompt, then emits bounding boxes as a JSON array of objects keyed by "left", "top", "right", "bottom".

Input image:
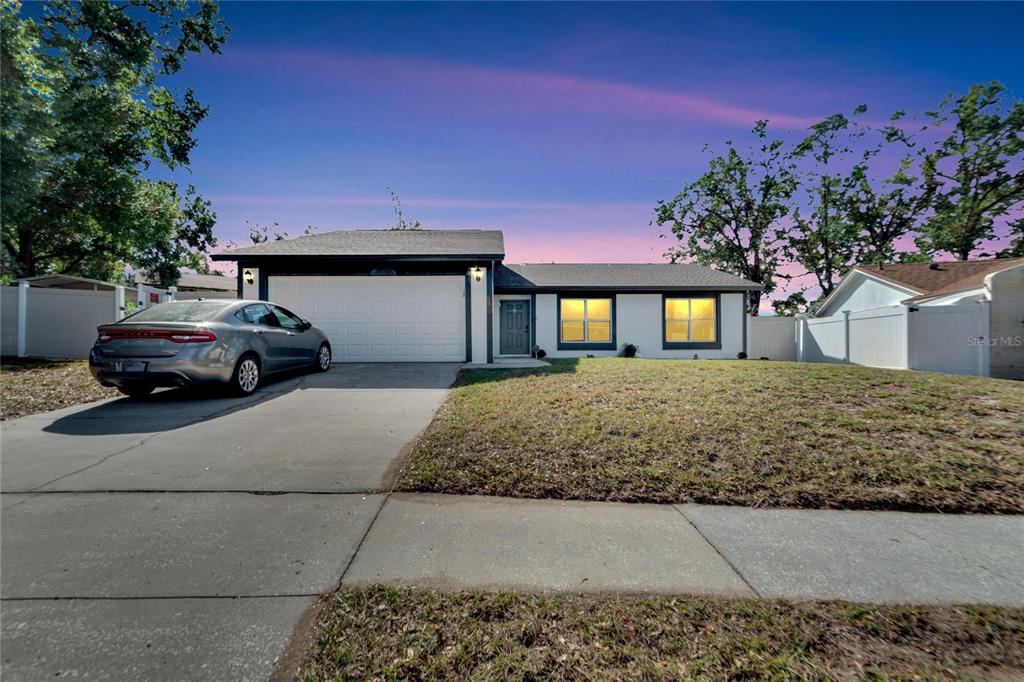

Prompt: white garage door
[{"left": 268, "top": 276, "right": 466, "bottom": 362}]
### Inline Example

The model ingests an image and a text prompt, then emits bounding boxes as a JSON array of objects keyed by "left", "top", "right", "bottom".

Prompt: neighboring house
[
  {"left": 212, "top": 229, "right": 761, "bottom": 363},
  {"left": 813, "top": 258, "right": 1024, "bottom": 379},
  {"left": 134, "top": 270, "right": 237, "bottom": 301}
]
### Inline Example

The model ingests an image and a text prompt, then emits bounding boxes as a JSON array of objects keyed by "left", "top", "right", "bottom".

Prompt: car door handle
[{"left": 254, "top": 329, "right": 264, "bottom": 335}]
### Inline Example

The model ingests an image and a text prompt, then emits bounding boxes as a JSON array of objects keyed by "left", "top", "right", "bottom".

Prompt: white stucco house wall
[
  {"left": 212, "top": 229, "right": 762, "bottom": 364},
  {"left": 814, "top": 258, "right": 1024, "bottom": 379}
]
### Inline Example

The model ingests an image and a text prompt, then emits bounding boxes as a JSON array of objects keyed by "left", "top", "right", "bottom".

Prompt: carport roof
[
  {"left": 495, "top": 263, "right": 763, "bottom": 291},
  {"left": 212, "top": 229, "right": 505, "bottom": 260}
]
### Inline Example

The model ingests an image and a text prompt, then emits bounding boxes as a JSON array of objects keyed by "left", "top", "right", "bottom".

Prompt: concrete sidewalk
[{"left": 341, "top": 493, "right": 1024, "bottom": 606}]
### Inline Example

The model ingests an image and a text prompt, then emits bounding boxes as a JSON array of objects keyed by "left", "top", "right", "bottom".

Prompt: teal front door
[{"left": 499, "top": 300, "right": 530, "bottom": 355}]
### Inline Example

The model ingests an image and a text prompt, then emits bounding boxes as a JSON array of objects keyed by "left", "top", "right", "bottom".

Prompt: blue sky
[{"left": 173, "top": 1, "right": 1023, "bottom": 286}]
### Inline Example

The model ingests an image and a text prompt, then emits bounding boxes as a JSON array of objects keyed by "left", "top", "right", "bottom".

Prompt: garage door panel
[
  {"left": 394, "top": 344, "right": 415, "bottom": 357},
  {"left": 269, "top": 276, "right": 466, "bottom": 363}
]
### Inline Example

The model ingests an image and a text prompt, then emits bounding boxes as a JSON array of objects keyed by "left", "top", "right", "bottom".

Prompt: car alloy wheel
[
  {"left": 238, "top": 357, "right": 260, "bottom": 393},
  {"left": 318, "top": 344, "right": 331, "bottom": 370}
]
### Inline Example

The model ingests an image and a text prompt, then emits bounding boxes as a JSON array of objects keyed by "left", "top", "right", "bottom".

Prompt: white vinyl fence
[
  {"left": 1, "top": 283, "right": 127, "bottom": 358},
  {"left": 746, "top": 315, "right": 797, "bottom": 361},
  {"left": 797, "top": 302, "right": 990, "bottom": 376}
]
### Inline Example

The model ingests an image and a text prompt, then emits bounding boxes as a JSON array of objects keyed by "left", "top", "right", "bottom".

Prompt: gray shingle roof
[
  {"left": 177, "top": 273, "right": 237, "bottom": 291},
  {"left": 212, "top": 229, "right": 505, "bottom": 259},
  {"left": 135, "top": 271, "right": 236, "bottom": 291},
  {"left": 496, "top": 263, "right": 762, "bottom": 291}
]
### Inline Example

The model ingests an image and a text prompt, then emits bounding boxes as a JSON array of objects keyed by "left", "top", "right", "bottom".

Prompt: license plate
[{"left": 114, "top": 361, "right": 148, "bottom": 373}]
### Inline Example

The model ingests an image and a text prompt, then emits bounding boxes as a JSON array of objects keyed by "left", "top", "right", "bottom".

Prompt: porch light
[
  {"left": 243, "top": 269, "right": 254, "bottom": 285},
  {"left": 470, "top": 266, "right": 484, "bottom": 282}
]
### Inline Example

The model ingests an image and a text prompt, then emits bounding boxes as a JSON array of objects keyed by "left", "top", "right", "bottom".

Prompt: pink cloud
[
  {"left": 505, "top": 232, "right": 667, "bottom": 264},
  {"left": 216, "top": 48, "right": 822, "bottom": 129},
  {"left": 207, "top": 193, "right": 607, "bottom": 211}
]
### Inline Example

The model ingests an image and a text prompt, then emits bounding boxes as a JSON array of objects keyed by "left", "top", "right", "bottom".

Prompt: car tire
[
  {"left": 232, "top": 354, "right": 261, "bottom": 395},
  {"left": 117, "top": 385, "right": 154, "bottom": 398},
  {"left": 315, "top": 343, "right": 331, "bottom": 371}
]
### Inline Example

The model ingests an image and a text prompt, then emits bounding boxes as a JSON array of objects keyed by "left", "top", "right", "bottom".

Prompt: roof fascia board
[
  {"left": 212, "top": 253, "right": 505, "bottom": 262},
  {"left": 905, "top": 286, "right": 986, "bottom": 305},
  {"left": 494, "top": 284, "right": 761, "bottom": 294}
]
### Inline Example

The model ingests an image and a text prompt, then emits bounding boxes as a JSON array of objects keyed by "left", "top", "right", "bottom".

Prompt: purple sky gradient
[{"left": 173, "top": 3, "right": 1023, "bottom": 308}]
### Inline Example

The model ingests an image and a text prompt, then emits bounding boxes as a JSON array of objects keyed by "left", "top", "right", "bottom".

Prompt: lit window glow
[
  {"left": 560, "top": 298, "right": 612, "bottom": 343},
  {"left": 665, "top": 298, "right": 716, "bottom": 343}
]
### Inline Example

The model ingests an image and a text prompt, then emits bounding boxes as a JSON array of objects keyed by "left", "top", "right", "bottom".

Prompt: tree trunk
[
  {"left": 747, "top": 290, "right": 761, "bottom": 316},
  {"left": 16, "top": 227, "right": 35, "bottom": 278}
]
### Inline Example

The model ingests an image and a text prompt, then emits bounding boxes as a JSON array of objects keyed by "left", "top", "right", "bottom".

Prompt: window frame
[
  {"left": 556, "top": 294, "right": 616, "bottom": 351},
  {"left": 661, "top": 293, "right": 722, "bottom": 350}
]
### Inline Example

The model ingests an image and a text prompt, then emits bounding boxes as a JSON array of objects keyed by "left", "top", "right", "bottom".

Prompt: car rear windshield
[{"left": 125, "top": 302, "right": 231, "bottom": 323}]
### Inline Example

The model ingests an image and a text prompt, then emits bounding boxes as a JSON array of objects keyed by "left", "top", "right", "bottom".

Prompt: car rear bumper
[{"left": 89, "top": 350, "right": 236, "bottom": 388}]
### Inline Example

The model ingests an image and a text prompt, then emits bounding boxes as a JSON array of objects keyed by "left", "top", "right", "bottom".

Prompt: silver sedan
[{"left": 89, "top": 299, "right": 332, "bottom": 397}]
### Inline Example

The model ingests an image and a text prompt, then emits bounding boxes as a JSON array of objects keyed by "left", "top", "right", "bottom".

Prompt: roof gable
[
  {"left": 815, "top": 269, "right": 921, "bottom": 316},
  {"left": 212, "top": 229, "right": 506, "bottom": 260}
]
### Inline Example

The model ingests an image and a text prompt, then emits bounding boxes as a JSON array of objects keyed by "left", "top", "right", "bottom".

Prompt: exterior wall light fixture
[
  {"left": 470, "top": 266, "right": 484, "bottom": 282},
  {"left": 243, "top": 269, "right": 255, "bottom": 285}
]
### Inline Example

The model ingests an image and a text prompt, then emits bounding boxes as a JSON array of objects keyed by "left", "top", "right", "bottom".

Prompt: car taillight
[
  {"left": 167, "top": 331, "right": 217, "bottom": 343},
  {"left": 94, "top": 329, "right": 217, "bottom": 343}
]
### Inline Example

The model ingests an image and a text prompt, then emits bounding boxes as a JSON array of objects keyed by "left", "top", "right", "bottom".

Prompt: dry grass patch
[
  {"left": 1, "top": 357, "right": 115, "bottom": 420},
  {"left": 301, "top": 586, "right": 1024, "bottom": 681},
  {"left": 398, "top": 359, "right": 1024, "bottom": 513}
]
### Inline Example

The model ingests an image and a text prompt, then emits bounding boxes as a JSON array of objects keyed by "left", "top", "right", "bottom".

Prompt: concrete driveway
[{"left": 1, "top": 363, "right": 459, "bottom": 680}]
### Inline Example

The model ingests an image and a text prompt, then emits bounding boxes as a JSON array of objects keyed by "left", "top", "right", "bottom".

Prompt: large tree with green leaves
[
  {"left": 1, "top": 0, "right": 228, "bottom": 284},
  {"left": 916, "top": 82, "right": 1024, "bottom": 260},
  {"left": 785, "top": 109, "right": 868, "bottom": 300},
  {"left": 998, "top": 218, "right": 1024, "bottom": 258},
  {"left": 655, "top": 121, "right": 798, "bottom": 315}
]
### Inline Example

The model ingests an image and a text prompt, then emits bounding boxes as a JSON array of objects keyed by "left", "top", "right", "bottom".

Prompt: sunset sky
[{"left": 177, "top": 2, "right": 1023, "bottom": 302}]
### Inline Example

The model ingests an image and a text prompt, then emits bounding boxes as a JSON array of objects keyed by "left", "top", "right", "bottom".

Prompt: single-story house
[
  {"left": 212, "top": 229, "right": 762, "bottom": 363},
  {"left": 814, "top": 258, "right": 1024, "bottom": 379}
]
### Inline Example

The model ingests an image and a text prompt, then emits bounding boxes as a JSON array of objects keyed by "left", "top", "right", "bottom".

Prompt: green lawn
[
  {"left": 301, "top": 586, "right": 1024, "bottom": 681},
  {"left": 0, "top": 357, "right": 116, "bottom": 420},
  {"left": 398, "top": 359, "right": 1024, "bottom": 513}
]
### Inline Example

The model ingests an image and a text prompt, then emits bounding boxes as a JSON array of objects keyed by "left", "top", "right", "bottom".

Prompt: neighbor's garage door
[{"left": 268, "top": 276, "right": 466, "bottom": 362}]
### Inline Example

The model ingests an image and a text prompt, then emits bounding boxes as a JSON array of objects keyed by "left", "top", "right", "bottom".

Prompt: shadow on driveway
[{"left": 40, "top": 363, "right": 461, "bottom": 437}]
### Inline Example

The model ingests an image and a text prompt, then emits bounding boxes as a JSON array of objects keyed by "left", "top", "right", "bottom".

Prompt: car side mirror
[{"left": 300, "top": 319, "right": 312, "bottom": 331}]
